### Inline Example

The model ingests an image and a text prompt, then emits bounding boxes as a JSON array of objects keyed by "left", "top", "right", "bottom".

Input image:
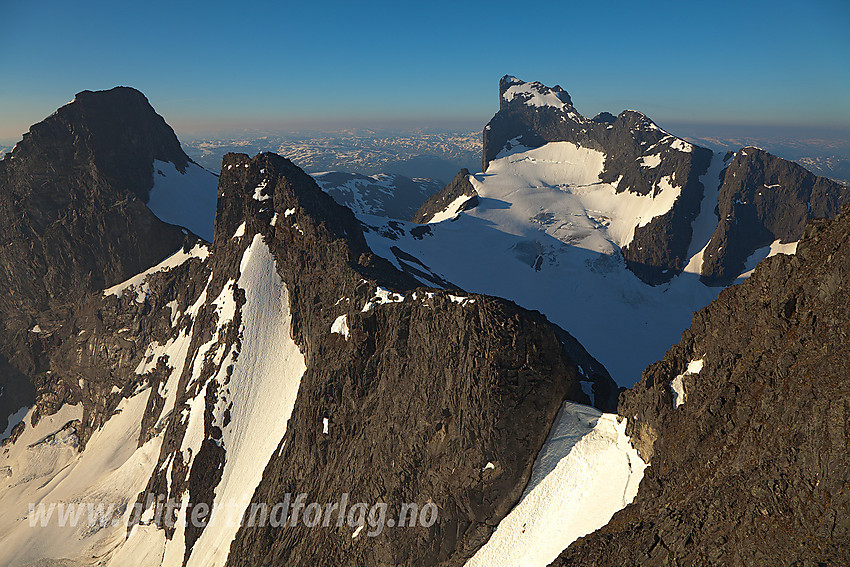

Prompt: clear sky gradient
[{"left": 1, "top": 0, "right": 848, "bottom": 142}]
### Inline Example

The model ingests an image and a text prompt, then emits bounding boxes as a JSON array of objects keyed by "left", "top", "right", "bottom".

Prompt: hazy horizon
[{"left": 2, "top": 0, "right": 848, "bottom": 143}]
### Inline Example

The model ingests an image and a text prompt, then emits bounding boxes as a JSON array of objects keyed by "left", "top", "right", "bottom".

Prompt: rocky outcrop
[
  {"left": 411, "top": 169, "right": 479, "bottom": 223},
  {"left": 313, "top": 171, "right": 443, "bottom": 220},
  {"left": 553, "top": 205, "right": 850, "bottom": 566},
  {"left": 0, "top": 87, "right": 198, "bottom": 441},
  {"left": 483, "top": 76, "right": 712, "bottom": 284},
  {"left": 700, "top": 146, "right": 850, "bottom": 285}
]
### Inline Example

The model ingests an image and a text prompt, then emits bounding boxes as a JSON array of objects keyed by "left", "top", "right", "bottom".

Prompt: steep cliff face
[
  {"left": 700, "top": 146, "right": 850, "bottom": 285},
  {"left": 0, "top": 87, "right": 204, "bottom": 444},
  {"left": 553, "top": 205, "right": 850, "bottom": 566},
  {"left": 0, "top": 87, "right": 193, "bottom": 318}
]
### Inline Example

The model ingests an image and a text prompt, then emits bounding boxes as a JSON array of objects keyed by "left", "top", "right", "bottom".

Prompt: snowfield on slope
[
  {"left": 467, "top": 402, "right": 646, "bottom": 567},
  {"left": 104, "top": 243, "right": 209, "bottom": 300},
  {"left": 184, "top": 235, "right": 306, "bottom": 567},
  {"left": 362, "top": 143, "right": 725, "bottom": 386},
  {"left": 468, "top": 142, "right": 683, "bottom": 251},
  {"left": 148, "top": 160, "right": 219, "bottom": 242},
  {"left": 114, "top": 234, "right": 307, "bottom": 567},
  {"left": 0, "top": 395, "right": 162, "bottom": 566}
]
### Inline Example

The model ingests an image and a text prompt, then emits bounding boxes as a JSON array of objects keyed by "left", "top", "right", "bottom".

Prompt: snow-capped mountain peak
[{"left": 500, "top": 75, "right": 575, "bottom": 111}]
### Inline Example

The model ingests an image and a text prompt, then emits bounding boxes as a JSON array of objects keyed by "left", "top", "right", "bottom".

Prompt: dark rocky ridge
[
  {"left": 411, "top": 169, "right": 479, "bottom": 223},
  {"left": 0, "top": 87, "right": 197, "bottom": 442},
  {"left": 553, "top": 205, "right": 850, "bottom": 566},
  {"left": 212, "top": 153, "right": 614, "bottom": 565},
  {"left": 701, "top": 146, "right": 850, "bottom": 285},
  {"left": 483, "top": 76, "right": 713, "bottom": 284}
]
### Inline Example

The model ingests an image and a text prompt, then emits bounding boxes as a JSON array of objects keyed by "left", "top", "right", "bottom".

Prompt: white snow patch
[
  {"left": 284, "top": 207, "right": 296, "bottom": 217},
  {"left": 638, "top": 154, "right": 661, "bottom": 168},
  {"left": 495, "top": 136, "right": 532, "bottom": 160},
  {"left": 212, "top": 280, "right": 237, "bottom": 330},
  {"left": 483, "top": 462, "right": 495, "bottom": 471},
  {"left": 687, "top": 358, "right": 704, "bottom": 374},
  {"left": 270, "top": 213, "right": 278, "bottom": 226},
  {"left": 670, "top": 139, "right": 693, "bottom": 153},
  {"left": 426, "top": 194, "right": 476, "bottom": 224},
  {"left": 330, "top": 314, "right": 350, "bottom": 339},
  {"left": 467, "top": 403, "right": 646, "bottom": 567},
  {"left": 322, "top": 417, "right": 329, "bottom": 435},
  {"left": 449, "top": 294, "right": 475, "bottom": 305},
  {"left": 165, "top": 299, "right": 180, "bottom": 325},
  {"left": 684, "top": 152, "right": 727, "bottom": 275},
  {"left": 29, "top": 325, "right": 42, "bottom": 333},
  {"left": 104, "top": 244, "right": 209, "bottom": 299},
  {"left": 738, "top": 239, "right": 799, "bottom": 280},
  {"left": 671, "top": 375, "right": 687, "bottom": 408},
  {"left": 253, "top": 181, "right": 270, "bottom": 201},
  {"left": 233, "top": 221, "right": 246, "bottom": 239},
  {"left": 671, "top": 358, "right": 704, "bottom": 409},
  {"left": 185, "top": 235, "right": 306, "bottom": 567},
  {"left": 502, "top": 82, "right": 568, "bottom": 110},
  {"left": 361, "top": 287, "right": 405, "bottom": 312}
]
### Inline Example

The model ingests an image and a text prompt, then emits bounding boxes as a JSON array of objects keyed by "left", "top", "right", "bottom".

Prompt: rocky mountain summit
[
  {"left": 476, "top": 75, "right": 850, "bottom": 285},
  {"left": 0, "top": 87, "right": 202, "bottom": 442},
  {"left": 481, "top": 76, "right": 713, "bottom": 284},
  {"left": 701, "top": 146, "right": 849, "bottom": 284}
]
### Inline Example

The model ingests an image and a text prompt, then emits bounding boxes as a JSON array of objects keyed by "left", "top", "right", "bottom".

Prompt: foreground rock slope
[{"left": 553, "top": 204, "right": 850, "bottom": 566}]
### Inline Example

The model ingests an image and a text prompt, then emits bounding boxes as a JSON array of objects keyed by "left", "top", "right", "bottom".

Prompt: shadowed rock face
[
  {"left": 700, "top": 146, "right": 850, "bottom": 285},
  {"left": 0, "top": 87, "right": 196, "bottom": 441},
  {"left": 482, "top": 76, "right": 713, "bottom": 285},
  {"left": 188, "top": 153, "right": 609, "bottom": 566},
  {"left": 552, "top": 205, "right": 850, "bottom": 566},
  {"left": 411, "top": 169, "right": 479, "bottom": 223},
  {"left": 0, "top": 86, "right": 193, "bottom": 319}
]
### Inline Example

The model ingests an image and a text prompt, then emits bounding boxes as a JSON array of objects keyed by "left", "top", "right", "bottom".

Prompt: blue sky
[{"left": 1, "top": 0, "right": 848, "bottom": 142}]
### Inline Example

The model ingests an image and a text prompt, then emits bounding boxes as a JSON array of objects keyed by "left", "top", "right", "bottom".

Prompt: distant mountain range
[
  {"left": 174, "top": 127, "right": 850, "bottom": 189},
  {"left": 181, "top": 130, "right": 481, "bottom": 183}
]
